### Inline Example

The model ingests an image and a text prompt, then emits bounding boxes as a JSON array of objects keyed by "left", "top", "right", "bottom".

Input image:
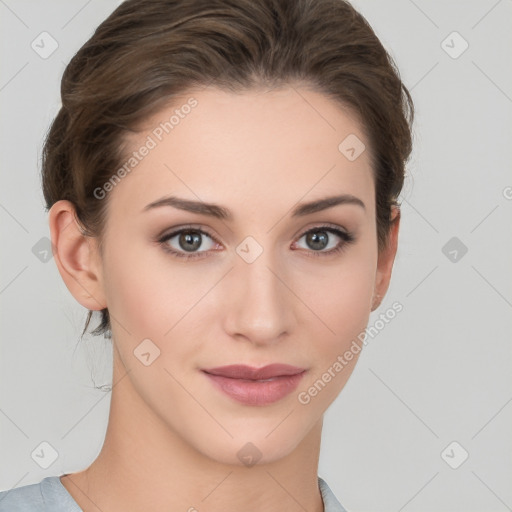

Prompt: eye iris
[
  {"left": 179, "top": 230, "right": 202, "bottom": 252},
  {"left": 307, "top": 230, "right": 328, "bottom": 250}
]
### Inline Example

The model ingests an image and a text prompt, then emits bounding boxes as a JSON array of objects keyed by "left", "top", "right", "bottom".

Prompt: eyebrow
[{"left": 142, "top": 193, "right": 365, "bottom": 219}]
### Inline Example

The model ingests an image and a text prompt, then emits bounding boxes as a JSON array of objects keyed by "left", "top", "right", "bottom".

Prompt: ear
[
  {"left": 371, "top": 205, "right": 400, "bottom": 311},
  {"left": 48, "top": 200, "right": 107, "bottom": 311}
]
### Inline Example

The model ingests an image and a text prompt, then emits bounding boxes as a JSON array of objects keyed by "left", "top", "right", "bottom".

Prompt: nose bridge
[{"left": 224, "top": 245, "right": 294, "bottom": 344}]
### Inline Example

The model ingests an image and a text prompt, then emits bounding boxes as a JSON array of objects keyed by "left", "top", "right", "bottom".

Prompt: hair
[{"left": 41, "top": 0, "right": 414, "bottom": 339}]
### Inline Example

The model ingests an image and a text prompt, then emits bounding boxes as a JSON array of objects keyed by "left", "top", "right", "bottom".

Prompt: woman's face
[{"left": 88, "top": 85, "right": 396, "bottom": 465}]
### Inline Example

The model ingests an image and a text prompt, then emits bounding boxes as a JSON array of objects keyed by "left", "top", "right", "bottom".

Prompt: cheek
[
  {"left": 296, "top": 244, "right": 376, "bottom": 347},
  {"left": 102, "top": 236, "right": 221, "bottom": 343},
  {"left": 292, "top": 247, "right": 376, "bottom": 409},
  {"left": 101, "top": 237, "right": 210, "bottom": 391}
]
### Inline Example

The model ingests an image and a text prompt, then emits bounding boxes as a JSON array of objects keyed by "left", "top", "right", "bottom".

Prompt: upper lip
[{"left": 202, "top": 364, "right": 306, "bottom": 380}]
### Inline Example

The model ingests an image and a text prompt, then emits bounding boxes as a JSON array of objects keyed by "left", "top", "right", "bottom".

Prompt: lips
[
  {"left": 202, "top": 364, "right": 306, "bottom": 380},
  {"left": 201, "top": 364, "right": 307, "bottom": 406}
]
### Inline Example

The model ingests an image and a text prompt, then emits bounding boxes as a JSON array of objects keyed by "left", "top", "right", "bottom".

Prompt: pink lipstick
[{"left": 202, "top": 364, "right": 306, "bottom": 406}]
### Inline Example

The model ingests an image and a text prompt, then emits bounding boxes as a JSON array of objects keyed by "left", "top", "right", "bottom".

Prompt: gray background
[{"left": 1, "top": 1, "right": 511, "bottom": 511}]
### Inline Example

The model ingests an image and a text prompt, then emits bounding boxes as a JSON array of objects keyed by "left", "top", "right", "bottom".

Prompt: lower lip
[{"left": 203, "top": 371, "right": 306, "bottom": 406}]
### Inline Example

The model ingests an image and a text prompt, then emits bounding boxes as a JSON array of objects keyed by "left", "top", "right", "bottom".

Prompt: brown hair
[{"left": 42, "top": 0, "right": 414, "bottom": 338}]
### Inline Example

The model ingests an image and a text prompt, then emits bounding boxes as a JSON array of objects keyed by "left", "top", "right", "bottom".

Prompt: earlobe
[
  {"left": 48, "top": 200, "right": 107, "bottom": 311},
  {"left": 371, "top": 206, "right": 400, "bottom": 311}
]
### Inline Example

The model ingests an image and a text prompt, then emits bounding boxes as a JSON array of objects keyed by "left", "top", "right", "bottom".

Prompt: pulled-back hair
[{"left": 42, "top": 0, "right": 414, "bottom": 338}]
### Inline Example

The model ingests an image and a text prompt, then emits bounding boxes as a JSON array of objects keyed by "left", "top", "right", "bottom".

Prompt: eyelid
[
  {"left": 157, "top": 224, "right": 219, "bottom": 242},
  {"left": 295, "top": 221, "right": 351, "bottom": 238}
]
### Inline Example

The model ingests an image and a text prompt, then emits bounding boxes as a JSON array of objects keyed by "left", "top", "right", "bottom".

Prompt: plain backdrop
[{"left": 1, "top": 1, "right": 511, "bottom": 511}]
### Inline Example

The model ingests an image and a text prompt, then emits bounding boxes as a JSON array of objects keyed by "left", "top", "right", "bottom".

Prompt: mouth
[{"left": 201, "top": 364, "right": 307, "bottom": 406}]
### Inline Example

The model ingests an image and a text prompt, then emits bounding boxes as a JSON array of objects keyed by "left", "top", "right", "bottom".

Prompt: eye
[
  {"left": 157, "top": 223, "right": 356, "bottom": 261},
  {"left": 293, "top": 225, "right": 355, "bottom": 257},
  {"left": 158, "top": 227, "right": 219, "bottom": 260}
]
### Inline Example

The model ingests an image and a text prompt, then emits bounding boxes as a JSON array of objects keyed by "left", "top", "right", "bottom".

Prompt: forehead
[{"left": 109, "top": 85, "right": 375, "bottom": 222}]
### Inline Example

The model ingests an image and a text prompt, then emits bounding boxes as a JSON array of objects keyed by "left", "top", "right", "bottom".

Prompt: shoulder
[
  {"left": 0, "top": 478, "right": 45, "bottom": 512},
  {"left": 318, "top": 476, "right": 350, "bottom": 512},
  {"left": 0, "top": 476, "right": 82, "bottom": 512}
]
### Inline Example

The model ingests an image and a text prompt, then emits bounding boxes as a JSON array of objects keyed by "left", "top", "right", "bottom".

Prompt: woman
[{"left": 0, "top": 0, "right": 413, "bottom": 510}]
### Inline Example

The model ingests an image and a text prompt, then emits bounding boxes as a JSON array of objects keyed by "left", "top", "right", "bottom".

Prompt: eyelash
[{"left": 157, "top": 224, "right": 356, "bottom": 261}]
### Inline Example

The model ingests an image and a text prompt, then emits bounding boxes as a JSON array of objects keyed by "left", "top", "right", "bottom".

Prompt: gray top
[{"left": 0, "top": 475, "right": 348, "bottom": 511}]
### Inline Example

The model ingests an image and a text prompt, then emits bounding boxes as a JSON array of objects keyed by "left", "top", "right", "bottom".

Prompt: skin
[{"left": 50, "top": 85, "right": 399, "bottom": 512}]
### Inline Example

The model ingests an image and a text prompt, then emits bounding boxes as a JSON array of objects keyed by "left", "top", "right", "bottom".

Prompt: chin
[{"left": 189, "top": 420, "right": 315, "bottom": 468}]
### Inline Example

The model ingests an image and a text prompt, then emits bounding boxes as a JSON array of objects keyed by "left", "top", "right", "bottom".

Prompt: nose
[{"left": 222, "top": 251, "right": 296, "bottom": 347}]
